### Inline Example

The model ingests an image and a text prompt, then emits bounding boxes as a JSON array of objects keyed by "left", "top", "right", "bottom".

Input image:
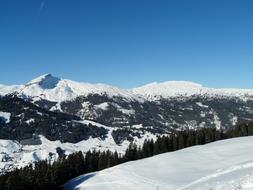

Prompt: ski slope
[{"left": 65, "top": 136, "right": 253, "bottom": 190}]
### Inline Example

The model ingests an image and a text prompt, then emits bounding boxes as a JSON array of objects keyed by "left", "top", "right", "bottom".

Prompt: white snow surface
[
  {"left": 0, "top": 134, "right": 123, "bottom": 174},
  {"left": 0, "top": 111, "right": 11, "bottom": 123},
  {"left": 94, "top": 102, "right": 109, "bottom": 110},
  {"left": 65, "top": 136, "right": 253, "bottom": 190},
  {"left": 133, "top": 81, "right": 203, "bottom": 99},
  {"left": 0, "top": 84, "right": 21, "bottom": 96},
  {"left": 196, "top": 102, "right": 209, "bottom": 108},
  {"left": 1, "top": 74, "right": 253, "bottom": 102},
  {"left": 133, "top": 81, "right": 253, "bottom": 101},
  {"left": 17, "top": 74, "right": 143, "bottom": 102}
]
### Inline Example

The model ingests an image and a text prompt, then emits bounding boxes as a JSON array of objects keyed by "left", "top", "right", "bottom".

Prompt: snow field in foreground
[{"left": 65, "top": 136, "right": 253, "bottom": 190}]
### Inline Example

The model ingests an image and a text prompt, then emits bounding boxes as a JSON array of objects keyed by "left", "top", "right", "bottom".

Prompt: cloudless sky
[{"left": 0, "top": 0, "right": 253, "bottom": 88}]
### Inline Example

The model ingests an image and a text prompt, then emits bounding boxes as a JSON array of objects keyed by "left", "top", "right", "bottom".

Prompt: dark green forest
[{"left": 1, "top": 122, "right": 253, "bottom": 190}]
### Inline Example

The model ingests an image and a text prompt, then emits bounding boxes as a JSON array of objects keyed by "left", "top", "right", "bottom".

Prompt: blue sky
[{"left": 0, "top": 0, "right": 253, "bottom": 88}]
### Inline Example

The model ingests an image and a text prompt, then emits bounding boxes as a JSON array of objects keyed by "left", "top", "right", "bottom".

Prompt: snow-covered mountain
[
  {"left": 1, "top": 74, "right": 253, "bottom": 174},
  {"left": 133, "top": 81, "right": 253, "bottom": 101},
  {"left": 2, "top": 74, "right": 253, "bottom": 130},
  {"left": 65, "top": 136, "right": 253, "bottom": 190},
  {"left": 7, "top": 74, "right": 142, "bottom": 102},
  {"left": 2, "top": 74, "right": 253, "bottom": 102}
]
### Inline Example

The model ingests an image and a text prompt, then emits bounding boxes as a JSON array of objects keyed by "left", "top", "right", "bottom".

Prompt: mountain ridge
[{"left": 1, "top": 74, "right": 253, "bottom": 102}]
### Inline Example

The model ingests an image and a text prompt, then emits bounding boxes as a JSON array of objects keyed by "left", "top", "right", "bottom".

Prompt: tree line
[{"left": 1, "top": 122, "right": 253, "bottom": 190}]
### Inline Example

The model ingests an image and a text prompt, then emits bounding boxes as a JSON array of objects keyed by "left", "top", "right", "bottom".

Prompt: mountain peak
[
  {"left": 132, "top": 81, "right": 203, "bottom": 99},
  {"left": 27, "top": 74, "right": 60, "bottom": 89}
]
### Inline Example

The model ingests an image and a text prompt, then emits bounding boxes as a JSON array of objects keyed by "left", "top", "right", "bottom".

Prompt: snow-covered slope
[
  {"left": 16, "top": 74, "right": 142, "bottom": 102},
  {"left": 65, "top": 136, "right": 253, "bottom": 190},
  {"left": 133, "top": 81, "right": 253, "bottom": 101},
  {"left": 0, "top": 134, "right": 122, "bottom": 174},
  {"left": 0, "top": 84, "right": 21, "bottom": 96},
  {"left": 0, "top": 119, "right": 156, "bottom": 174},
  {"left": 0, "top": 111, "right": 11, "bottom": 123},
  {"left": 133, "top": 81, "right": 203, "bottom": 99}
]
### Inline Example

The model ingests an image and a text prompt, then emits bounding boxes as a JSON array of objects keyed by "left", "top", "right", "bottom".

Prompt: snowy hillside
[
  {"left": 14, "top": 74, "right": 143, "bottom": 102},
  {"left": 133, "top": 81, "right": 253, "bottom": 101},
  {"left": 65, "top": 136, "right": 253, "bottom": 190},
  {"left": 0, "top": 134, "right": 119, "bottom": 174},
  {"left": 0, "top": 119, "right": 156, "bottom": 174},
  {"left": 0, "top": 84, "right": 21, "bottom": 96},
  {"left": 133, "top": 81, "right": 203, "bottom": 99}
]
